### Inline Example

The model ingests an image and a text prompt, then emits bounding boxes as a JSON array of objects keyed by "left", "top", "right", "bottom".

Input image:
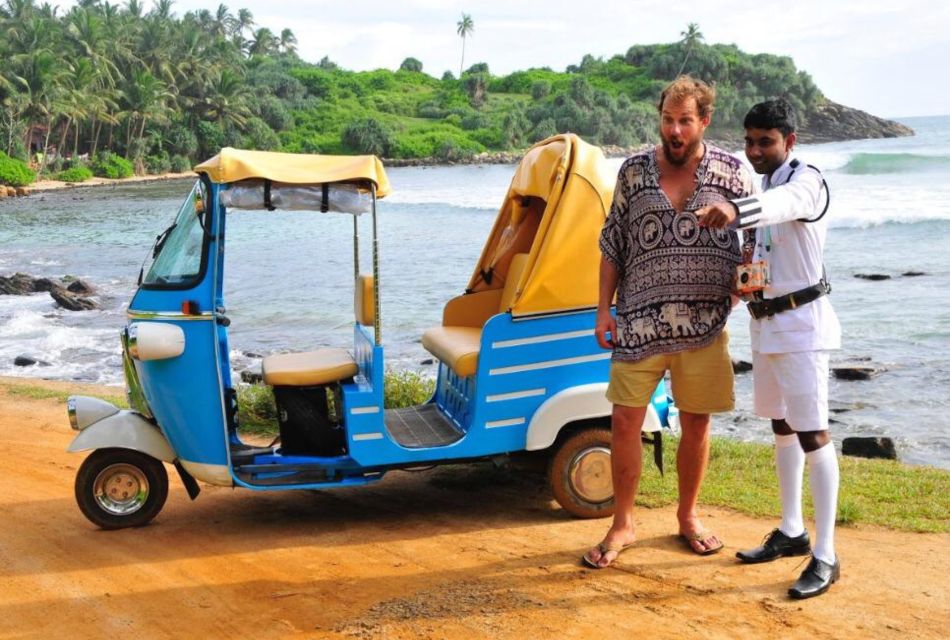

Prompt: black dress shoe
[
  {"left": 736, "top": 528, "right": 811, "bottom": 564},
  {"left": 788, "top": 556, "right": 840, "bottom": 599}
]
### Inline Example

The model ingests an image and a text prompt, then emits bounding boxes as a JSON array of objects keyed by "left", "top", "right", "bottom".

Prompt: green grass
[
  {"left": 635, "top": 435, "right": 950, "bottom": 533},
  {"left": 1, "top": 382, "right": 127, "bottom": 407}
]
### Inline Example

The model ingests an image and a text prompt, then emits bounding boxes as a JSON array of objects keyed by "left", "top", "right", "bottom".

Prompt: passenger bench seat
[{"left": 421, "top": 253, "right": 528, "bottom": 378}]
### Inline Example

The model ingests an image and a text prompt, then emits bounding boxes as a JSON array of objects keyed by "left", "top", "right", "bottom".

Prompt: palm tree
[
  {"left": 247, "top": 27, "right": 277, "bottom": 56},
  {"left": 278, "top": 28, "right": 296, "bottom": 54},
  {"left": 456, "top": 13, "right": 473, "bottom": 77},
  {"left": 676, "top": 22, "right": 704, "bottom": 76}
]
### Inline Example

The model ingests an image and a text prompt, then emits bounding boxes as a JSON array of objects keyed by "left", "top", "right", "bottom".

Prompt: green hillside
[{"left": 0, "top": 2, "right": 823, "bottom": 180}]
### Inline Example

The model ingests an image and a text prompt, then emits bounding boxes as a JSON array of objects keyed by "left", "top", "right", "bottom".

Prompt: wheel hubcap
[
  {"left": 93, "top": 463, "right": 149, "bottom": 516},
  {"left": 568, "top": 446, "right": 613, "bottom": 503}
]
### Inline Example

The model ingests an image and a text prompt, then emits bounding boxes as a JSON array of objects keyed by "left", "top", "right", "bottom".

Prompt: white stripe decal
[
  {"left": 353, "top": 432, "right": 384, "bottom": 441},
  {"left": 350, "top": 406, "right": 380, "bottom": 415},
  {"left": 489, "top": 352, "right": 611, "bottom": 376},
  {"left": 485, "top": 417, "right": 526, "bottom": 429},
  {"left": 492, "top": 329, "right": 594, "bottom": 349},
  {"left": 486, "top": 388, "right": 546, "bottom": 403}
]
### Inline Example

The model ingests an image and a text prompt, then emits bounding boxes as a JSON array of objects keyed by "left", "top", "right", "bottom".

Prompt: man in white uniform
[{"left": 696, "top": 99, "right": 842, "bottom": 599}]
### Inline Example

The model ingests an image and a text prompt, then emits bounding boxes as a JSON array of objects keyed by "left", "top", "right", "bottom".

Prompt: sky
[{"left": 67, "top": 0, "right": 950, "bottom": 118}]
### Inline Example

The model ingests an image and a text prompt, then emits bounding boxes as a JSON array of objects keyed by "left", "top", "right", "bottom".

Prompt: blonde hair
[{"left": 657, "top": 75, "right": 716, "bottom": 118}]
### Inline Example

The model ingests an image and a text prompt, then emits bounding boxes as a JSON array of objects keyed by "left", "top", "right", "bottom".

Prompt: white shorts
[{"left": 752, "top": 350, "right": 830, "bottom": 432}]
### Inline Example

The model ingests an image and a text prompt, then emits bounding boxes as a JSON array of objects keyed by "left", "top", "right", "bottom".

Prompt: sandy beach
[
  {"left": 0, "top": 376, "right": 946, "bottom": 639},
  {"left": 24, "top": 172, "right": 195, "bottom": 194}
]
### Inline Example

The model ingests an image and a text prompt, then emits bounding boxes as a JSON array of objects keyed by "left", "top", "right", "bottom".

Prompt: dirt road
[{"left": 0, "top": 378, "right": 946, "bottom": 639}]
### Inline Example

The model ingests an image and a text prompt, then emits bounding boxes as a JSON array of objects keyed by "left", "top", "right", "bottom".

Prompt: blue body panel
[{"left": 127, "top": 181, "right": 229, "bottom": 468}]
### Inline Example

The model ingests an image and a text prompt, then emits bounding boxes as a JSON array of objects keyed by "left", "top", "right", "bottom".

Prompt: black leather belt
[{"left": 748, "top": 281, "right": 830, "bottom": 319}]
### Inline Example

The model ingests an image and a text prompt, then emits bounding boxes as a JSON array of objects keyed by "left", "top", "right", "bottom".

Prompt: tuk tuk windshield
[{"left": 142, "top": 180, "right": 208, "bottom": 287}]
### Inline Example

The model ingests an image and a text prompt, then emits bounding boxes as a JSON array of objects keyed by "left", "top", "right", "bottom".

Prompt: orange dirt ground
[{"left": 0, "top": 377, "right": 946, "bottom": 639}]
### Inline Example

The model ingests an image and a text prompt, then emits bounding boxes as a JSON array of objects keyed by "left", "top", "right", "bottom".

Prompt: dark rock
[
  {"left": 902, "top": 271, "right": 926, "bottom": 277},
  {"left": 31, "top": 277, "right": 63, "bottom": 293},
  {"left": 731, "top": 359, "right": 753, "bottom": 373},
  {"left": 0, "top": 273, "right": 36, "bottom": 295},
  {"left": 49, "top": 288, "right": 98, "bottom": 311},
  {"left": 240, "top": 369, "right": 263, "bottom": 384},
  {"left": 14, "top": 356, "right": 37, "bottom": 366},
  {"left": 842, "top": 436, "right": 897, "bottom": 460},
  {"left": 854, "top": 273, "right": 891, "bottom": 281},
  {"left": 420, "top": 358, "right": 434, "bottom": 365},
  {"left": 797, "top": 100, "right": 914, "bottom": 144},
  {"left": 243, "top": 351, "right": 263, "bottom": 359},
  {"left": 66, "top": 278, "right": 95, "bottom": 294},
  {"left": 832, "top": 365, "right": 886, "bottom": 381}
]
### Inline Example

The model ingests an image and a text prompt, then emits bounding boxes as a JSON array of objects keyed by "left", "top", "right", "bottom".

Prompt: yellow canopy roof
[
  {"left": 466, "top": 134, "right": 615, "bottom": 317},
  {"left": 194, "top": 147, "right": 391, "bottom": 197}
]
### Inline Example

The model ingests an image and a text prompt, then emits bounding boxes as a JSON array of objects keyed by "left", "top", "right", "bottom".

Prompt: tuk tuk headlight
[
  {"left": 67, "top": 397, "right": 78, "bottom": 430},
  {"left": 67, "top": 395, "right": 120, "bottom": 431},
  {"left": 128, "top": 322, "right": 185, "bottom": 361}
]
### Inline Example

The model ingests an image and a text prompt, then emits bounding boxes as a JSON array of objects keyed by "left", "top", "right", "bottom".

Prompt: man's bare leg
[
  {"left": 676, "top": 410, "right": 721, "bottom": 552},
  {"left": 586, "top": 404, "right": 646, "bottom": 567}
]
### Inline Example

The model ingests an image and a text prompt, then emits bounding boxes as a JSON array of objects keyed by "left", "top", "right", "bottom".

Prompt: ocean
[{"left": 2, "top": 115, "right": 948, "bottom": 468}]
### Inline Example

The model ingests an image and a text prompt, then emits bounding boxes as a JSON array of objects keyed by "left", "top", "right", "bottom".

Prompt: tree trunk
[
  {"left": 91, "top": 118, "right": 101, "bottom": 157},
  {"left": 57, "top": 118, "right": 71, "bottom": 160},
  {"left": 41, "top": 117, "right": 54, "bottom": 174}
]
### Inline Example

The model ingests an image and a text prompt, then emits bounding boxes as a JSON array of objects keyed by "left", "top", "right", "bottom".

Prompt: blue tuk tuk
[{"left": 66, "top": 135, "right": 672, "bottom": 529}]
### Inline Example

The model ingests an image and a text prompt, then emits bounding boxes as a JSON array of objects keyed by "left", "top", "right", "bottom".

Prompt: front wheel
[
  {"left": 75, "top": 448, "right": 169, "bottom": 530},
  {"left": 548, "top": 428, "right": 614, "bottom": 518}
]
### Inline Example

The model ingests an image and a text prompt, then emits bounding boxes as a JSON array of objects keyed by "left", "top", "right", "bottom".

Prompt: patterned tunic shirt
[{"left": 599, "top": 145, "right": 753, "bottom": 361}]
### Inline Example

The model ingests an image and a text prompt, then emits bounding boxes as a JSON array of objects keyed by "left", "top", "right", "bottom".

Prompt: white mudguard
[
  {"left": 67, "top": 410, "right": 176, "bottom": 462},
  {"left": 525, "top": 382, "right": 661, "bottom": 451}
]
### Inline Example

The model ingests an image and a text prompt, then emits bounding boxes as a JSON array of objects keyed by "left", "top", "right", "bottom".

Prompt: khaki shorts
[{"left": 607, "top": 330, "right": 734, "bottom": 414}]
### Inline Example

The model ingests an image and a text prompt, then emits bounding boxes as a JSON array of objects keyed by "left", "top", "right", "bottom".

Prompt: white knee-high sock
[
  {"left": 775, "top": 434, "right": 805, "bottom": 537},
  {"left": 807, "top": 442, "right": 840, "bottom": 564}
]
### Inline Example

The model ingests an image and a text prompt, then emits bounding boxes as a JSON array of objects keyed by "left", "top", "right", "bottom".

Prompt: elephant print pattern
[{"left": 600, "top": 145, "right": 753, "bottom": 361}]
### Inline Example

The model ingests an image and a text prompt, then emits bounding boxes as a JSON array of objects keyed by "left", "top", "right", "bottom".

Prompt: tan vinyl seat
[
  {"left": 261, "top": 348, "right": 358, "bottom": 387},
  {"left": 261, "top": 274, "right": 374, "bottom": 387},
  {"left": 421, "top": 253, "right": 528, "bottom": 378}
]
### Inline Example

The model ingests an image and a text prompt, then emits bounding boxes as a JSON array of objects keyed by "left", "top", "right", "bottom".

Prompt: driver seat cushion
[
  {"left": 262, "top": 348, "right": 358, "bottom": 387},
  {"left": 421, "top": 253, "right": 529, "bottom": 378}
]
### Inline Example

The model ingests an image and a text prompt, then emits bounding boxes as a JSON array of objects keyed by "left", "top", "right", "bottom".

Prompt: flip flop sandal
[
  {"left": 582, "top": 541, "right": 635, "bottom": 569},
  {"left": 679, "top": 531, "right": 724, "bottom": 556}
]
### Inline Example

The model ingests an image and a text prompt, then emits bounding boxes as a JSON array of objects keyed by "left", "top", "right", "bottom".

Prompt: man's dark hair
[{"left": 744, "top": 99, "right": 797, "bottom": 136}]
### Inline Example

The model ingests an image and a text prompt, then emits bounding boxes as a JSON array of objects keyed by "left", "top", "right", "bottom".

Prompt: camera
[{"left": 736, "top": 260, "right": 770, "bottom": 295}]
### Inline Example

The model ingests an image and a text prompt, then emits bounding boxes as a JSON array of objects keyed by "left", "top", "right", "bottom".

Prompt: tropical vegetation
[{"left": 0, "top": 0, "right": 825, "bottom": 185}]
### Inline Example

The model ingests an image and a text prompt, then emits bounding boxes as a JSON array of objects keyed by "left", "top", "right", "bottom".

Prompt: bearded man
[{"left": 585, "top": 76, "right": 752, "bottom": 568}]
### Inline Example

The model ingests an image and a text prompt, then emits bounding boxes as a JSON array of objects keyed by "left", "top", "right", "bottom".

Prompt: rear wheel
[
  {"left": 75, "top": 448, "right": 169, "bottom": 530},
  {"left": 548, "top": 428, "right": 614, "bottom": 518}
]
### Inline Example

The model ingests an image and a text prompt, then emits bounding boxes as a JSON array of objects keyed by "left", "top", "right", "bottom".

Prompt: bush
[
  {"left": 399, "top": 57, "right": 423, "bottom": 73},
  {"left": 241, "top": 117, "right": 281, "bottom": 151},
  {"left": 56, "top": 165, "right": 93, "bottom": 183},
  {"left": 341, "top": 117, "right": 393, "bottom": 156},
  {"left": 165, "top": 123, "right": 198, "bottom": 158},
  {"left": 384, "top": 370, "right": 435, "bottom": 409},
  {"left": 91, "top": 152, "right": 134, "bottom": 179},
  {"left": 169, "top": 154, "right": 192, "bottom": 173},
  {"left": 145, "top": 152, "right": 171, "bottom": 175},
  {"left": 531, "top": 80, "right": 552, "bottom": 100},
  {"left": 0, "top": 152, "right": 36, "bottom": 186}
]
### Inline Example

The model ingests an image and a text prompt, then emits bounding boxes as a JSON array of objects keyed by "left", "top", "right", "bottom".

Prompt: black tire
[
  {"left": 75, "top": 448, "right": 169, "bottom": 530},
  {"left": 548, "top": 428, "right": 615, "bottom": 519}
]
